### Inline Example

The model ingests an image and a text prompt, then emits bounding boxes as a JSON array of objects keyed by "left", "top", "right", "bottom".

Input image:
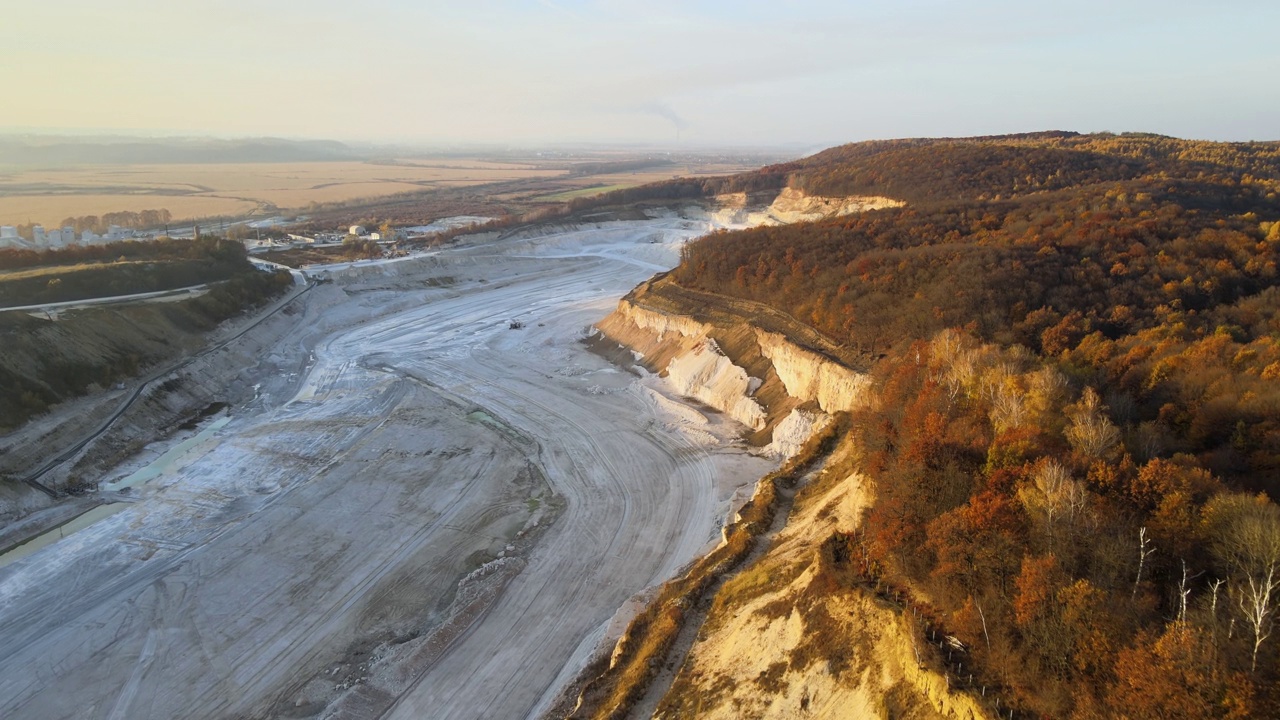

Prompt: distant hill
[
  {"left": 0, "top": 135, "right": 361, "bottom": 166},
  {"left": 573, "top": 130, "right": 1280, "bottom": 210}
]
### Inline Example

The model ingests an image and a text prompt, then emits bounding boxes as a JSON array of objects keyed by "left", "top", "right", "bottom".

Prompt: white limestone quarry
[
  {"left": 761, "top": 408, "right": 830, "bottom": 459},
  {"left": 666, "top": 339, "right": 767, "bottom": 431},
  {"left": 755, "top": 329, "right": 872, "bottom": 413},
  {"left": 607, "top": 301, "right": 769, "bottom": 429},
  {"left": 0, "top": 216, "right": 781, "bottom": 720},
  {"left": 704, "top": 188, "right": 903, "bottom": 227},
  {"left": 603, "top": 300, "right": 872, "bottom": 442},
  {"left": 760, "top": 187, "right": 903, "bottom": 224},
  {"left": 614, "top": 295, "right": 708, "bottom": 341},
  {"left": 706, "top": 192, "right": 755, "bottom": 226}
]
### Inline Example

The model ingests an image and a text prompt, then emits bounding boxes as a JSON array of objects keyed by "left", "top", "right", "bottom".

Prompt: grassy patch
[
  {"left": 0, "top": 259, "right": 240, "bottom": 307},
  {"left": 754, "top": 660, "right": 790, "bottom": 694},
  {"left": 533, "top": 183, "right": 637, "bottom": 202}
]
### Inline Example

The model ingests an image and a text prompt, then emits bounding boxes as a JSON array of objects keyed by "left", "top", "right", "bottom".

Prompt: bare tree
[
  {"left": 1209, "top": 578, "right": 1226, "bottom": 645},
  {"left": 1205, "top": 494, "right": 1280, "bottom": 672},
  {"left": 1065, "top": 387, "right": 1121, "bottom": 459},
  {"left": 1019, "top": 460, "right": 1088, "bottom": 546},
  {"left": 1176, "top": 560, "right": 1201, "bottom": 626},
  {"left": 974, "top": 595, "right": 991, "bottom": 651},
  {"left": 1133, "top": 526, "right": 1155, "bottom": 601},
  {"left": 1234, "top": 566, "right": 1278, "bottom": 672},
  {"left": 990, "top": 384, "right": 1028, "bottom": 432}
]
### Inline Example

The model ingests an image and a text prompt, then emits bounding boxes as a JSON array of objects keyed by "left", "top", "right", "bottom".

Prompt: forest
[{"left": 663, "top": 133, "right": 1280, "bottom": 718}]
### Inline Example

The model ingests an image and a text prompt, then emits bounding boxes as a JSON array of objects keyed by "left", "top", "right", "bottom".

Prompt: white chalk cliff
[{"left": 600, "top": 299, "right": 871, "bottom": 456}]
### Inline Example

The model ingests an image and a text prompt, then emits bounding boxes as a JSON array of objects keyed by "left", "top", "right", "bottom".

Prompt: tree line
[{"left": 0, "top": 234, "right": 243, "bottom": 272}]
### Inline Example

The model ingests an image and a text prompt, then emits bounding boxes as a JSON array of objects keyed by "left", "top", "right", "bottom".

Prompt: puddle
[
  {"left": 103, "top": 415, "right": 231, "bottom": 492},
  {"left": 0, "top": 414, "right": 231, "bottom": 569},
  {"left": 0, "top": 503, "right": 128, "bottom": 569}
]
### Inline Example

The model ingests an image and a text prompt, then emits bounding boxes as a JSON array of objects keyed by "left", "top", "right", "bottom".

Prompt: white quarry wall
[
  {"left": 614, "top": 301, "right": 766, "bottom": 430},
  {"left": 763, "top": 408, "right": 830, "bottom": 460},
  {"left": 762, "top": 188, "right": 903, "bottom": 224},
  {"left": 610, "top": 299, "right": 872, "bottom": 431},
  {"left": 694, "top": 189, "right": 904, "bottom": 228},
  {"left": 755, "top": 329, "right": 871, "bottom": 413},
  {"left": 666, "top": 340, "right": 767, "bottom": 431},
  {"left": 615, "top": 299, "right": 707, "bottom": 341}
]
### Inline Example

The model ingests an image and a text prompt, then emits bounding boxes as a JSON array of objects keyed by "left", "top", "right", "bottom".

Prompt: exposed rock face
[
  {"left": 613, "top": 297, "right": 708, "bottom": 342},
  {"left": 763, "top": 187, "right": 903, "bottom": 224},
  {"left": 706, "top": 192, "right": 752, "bottom": 225},
  {"left": 762, "top": 408, "right": 828, "bottom": 459},
  {"left": 597, "top": 297, "right": 873, "bottom": 464},
  {"left": 657, "top": 460, "right": 993, "bottom": 720},
  {"left": 755, "top": 329, "right": 872, "bottom": 413},
  {"left": 604, "top": 297, "right": 875, "bottom": 417},
  {"left": 706, "top": 188, "right": 903, "bottom": 227},
  {"left": 666, "top": 340, "right": 766, "bottom": 430},
  {"left": 603, "top": 301, "right": 768, "bottom": 431}
]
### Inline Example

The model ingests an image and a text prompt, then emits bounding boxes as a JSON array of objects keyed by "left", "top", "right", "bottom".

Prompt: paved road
[{"left": 0, "top": 285, "right": 209, "bottom": 314}]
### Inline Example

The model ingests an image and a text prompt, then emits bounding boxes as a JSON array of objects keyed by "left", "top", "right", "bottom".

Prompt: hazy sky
[{"left": 5, "top": 0, "right": 1278, "bottom": 147}]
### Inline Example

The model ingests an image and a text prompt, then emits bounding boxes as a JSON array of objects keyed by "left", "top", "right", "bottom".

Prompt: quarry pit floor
[{"left": 0, "top": 217, "right": 775, "bottom": 719}]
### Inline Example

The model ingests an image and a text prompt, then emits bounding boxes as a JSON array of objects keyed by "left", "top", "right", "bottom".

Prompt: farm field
[
  {"left": 0, "top": 156, "right": 772, "bottom": 228},
  {"left": 0, "top": 194, "right": 259, "bottom": 229},
  {"left": 0, "top": 159, "right": 566, "bottom": 227},
  {"left": 534, "top": 183, "right": 638, "bottom": 202}
]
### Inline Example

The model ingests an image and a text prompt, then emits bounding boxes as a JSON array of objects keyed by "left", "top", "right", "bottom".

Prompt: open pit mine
[
  {"left": 0, "top": 186, "right": 958, "bottom": 719},
  {"left": 0, "top": 206, "right": 809, "bottom": 719}
]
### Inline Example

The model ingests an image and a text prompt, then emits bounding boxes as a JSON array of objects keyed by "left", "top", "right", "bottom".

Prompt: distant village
[
  {"left": 0, "top": 223, "right": 137, "bottom": 250},
  {"left": 0, "top": 215, "right": 493, "bottom": 255}
]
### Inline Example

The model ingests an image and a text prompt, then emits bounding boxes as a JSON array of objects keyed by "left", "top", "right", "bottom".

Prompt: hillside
[
  {"left": 581, "top": 133, "right": 1280, "bottom": 719},
  {"left": 0, "top": 237, "right": 294, "bottom": 431}
]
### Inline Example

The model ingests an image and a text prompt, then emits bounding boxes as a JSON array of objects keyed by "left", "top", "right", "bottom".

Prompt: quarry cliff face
[
  {"left": 755, "top": 329, "right": 871, "bottom": 414},
  {"left": 657, "top": 461, "right": 992, "bottom": 720},
  {"left": 594, "top": 283, "right": 992, "bottom": 720},
  {"left": 707, "top": 188, "right": 903, "bottom": 226},
  {"left": 607, "top": 299, "right": 765, "bottom": 431},
  {"left": 765, "top": 187, "right": 904, "bottom": 224},
  {"left": 666, "top": 340, "right": 767, "bottom": 430},
  {"left": 598, "top": 298, "right": 872, "bottom": 456}
]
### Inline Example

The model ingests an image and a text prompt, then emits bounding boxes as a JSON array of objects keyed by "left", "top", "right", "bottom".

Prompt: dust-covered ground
[{"left": 0, "top": 213, "right": 775, "bottom": 719}]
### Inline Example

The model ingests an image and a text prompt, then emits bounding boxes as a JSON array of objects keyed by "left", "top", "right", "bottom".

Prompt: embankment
[
  {"left": 594, "top": 274, "right": 871, "bottom": 452},
  {"left": 582, "top": 276, "right": 993, "bottom": 719},
  {"left": 0, "top": 276, "right": 304, "bottom": 519}
]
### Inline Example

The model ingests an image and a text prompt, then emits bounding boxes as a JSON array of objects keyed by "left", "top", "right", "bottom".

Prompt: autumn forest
[{"left": 666, "top": 133, "right": 1280, "bottom": 718}]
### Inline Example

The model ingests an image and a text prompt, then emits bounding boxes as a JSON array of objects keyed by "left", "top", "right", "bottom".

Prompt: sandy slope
[{"left": 0, "top": 217, "right": 773, "bottom": 719}]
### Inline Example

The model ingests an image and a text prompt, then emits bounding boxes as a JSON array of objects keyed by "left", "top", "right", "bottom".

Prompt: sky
[{"left": 4, "top": 0, "right": 1279, "bottom": 148}]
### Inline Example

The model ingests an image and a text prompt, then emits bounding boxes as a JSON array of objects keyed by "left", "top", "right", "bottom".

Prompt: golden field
[
  {"left": 0, "top": 159, "right": 563, "bottom": 226},
  {"left": 0, "top": 157, "right": 773, "bottom": 227},
  {"left": 0, "top": 194, "right": 259, "bottom": 228}
]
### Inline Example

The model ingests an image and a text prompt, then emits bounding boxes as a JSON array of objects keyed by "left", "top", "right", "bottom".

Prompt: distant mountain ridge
[{"left": 0, "top": 136, "right": 361, "bottom": 166}]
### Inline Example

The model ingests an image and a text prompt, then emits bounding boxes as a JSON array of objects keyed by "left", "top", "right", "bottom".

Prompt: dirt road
[{"left": 0, "top": 217, "right": 773, "bottom": 719}]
